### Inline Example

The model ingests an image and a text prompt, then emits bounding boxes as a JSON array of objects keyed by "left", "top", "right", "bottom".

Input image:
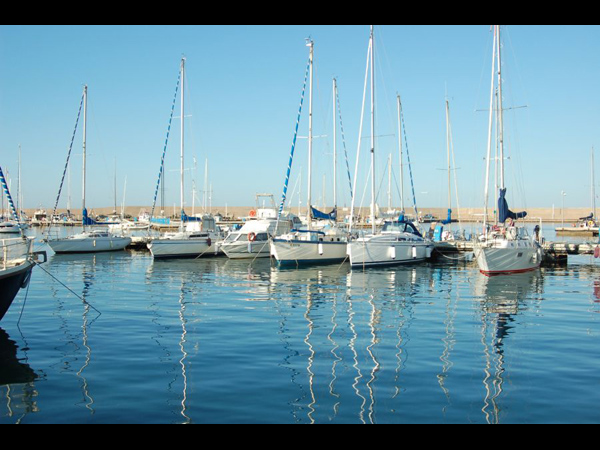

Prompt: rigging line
[
  {"left": 278, "top": 56, "right": 311, "bottom": 216},
  {"left": 398, "top": 100, "right": 419, "bottom": 218},
  {"left": 34, "top": 261, "right": 101, "bottom": 317},
  {"left": 0, "top": 166, "right": 21, "bottom": 229},
  {"left": 50, "top": 91, "right": 85, "bottom": 227},
  {"left": 335, "top": 80, "right": 354, "bottom": 200},
  {"left": 149, "top": 66, "right": 182, "bottom": 229},
  {"left": 16, "top": 273, "right": 31, "bottom": 327}
]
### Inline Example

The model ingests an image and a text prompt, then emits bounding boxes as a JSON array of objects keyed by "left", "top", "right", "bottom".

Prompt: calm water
[{"left": 1, "top": 227, "right": 600, "bottom": 424}]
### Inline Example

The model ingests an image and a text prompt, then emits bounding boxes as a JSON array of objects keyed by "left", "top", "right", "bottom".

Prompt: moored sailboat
[
  {"left": 347, "top": 26, "right": 433, "bottom": 268},
  {"left": 47, "top": 85, "right": 131, "bottom": 254},
  {"left": 0, "top": 166, "right": 45, "bottom": 321},
  {"left": 271, "top": 42, "right": 349, "bottom": 266},
  {"left": 147, "top": 57, "right": 212, "bottom": 259},
  {"left": 474, "top": 25, "right": 543, "bottom": 276}
]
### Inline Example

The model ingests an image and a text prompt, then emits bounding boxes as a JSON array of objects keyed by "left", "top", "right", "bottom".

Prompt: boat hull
[
  {"left": 271, "top": 239, "right": 348, "bottom": 266},
  {"left": 0, "top": 260, "right": 34, "bottom": 321},
  {"left": 221, "top": 240, "right": 271, "bottom": 259},
  {"left": 348, "top": 238, "right": 433, "bottom": 268},
  {"left": 48, "top": 237, "right": 132, "bottom": 254},
  {"left": 475, "top": 243, "right": 542, "bottom": 276},
  {"left": 148, "top": 238, "right": 210, "bottom": 259}
]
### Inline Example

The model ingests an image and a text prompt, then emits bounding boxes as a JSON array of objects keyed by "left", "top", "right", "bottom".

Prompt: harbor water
[{"left": 2, "top": 227, "right": 600, "bottom": 424}]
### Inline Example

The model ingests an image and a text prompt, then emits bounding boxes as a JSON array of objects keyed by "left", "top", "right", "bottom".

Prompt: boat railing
[{"left": 0, "top": 237, "right": 32, "bottom": 271}]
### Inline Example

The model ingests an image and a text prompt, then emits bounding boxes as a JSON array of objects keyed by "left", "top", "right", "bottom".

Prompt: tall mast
[
  {"left": 180, "top": 57, "right": 186, "bottom": 220},
  {"left": 17, "top": 144, "right": 22, "bottom": 219},
  {"left": 370, "top": 25, "right": 376, "bottom": 234},
  {"left": 306, "top": 39, "right": 314, "bottom": 230},
  {"left": 483, "top": 27, "right": 497, "bottom": 232},
  {"left": 592, "top": 147, "right": 597, "bottom": 218},
  {"left": 333, "top": 77, "right": 337, "bottom": 209},
  {"left": 397, "top": 94, "right": 405, "bottom": 212},
  {"left": 388, "top": 153, "right": 392, "bottom": 212},
  {"left": 446, "top": 99, "right": 451, "bottom": 211},
  {"left": 82, "top": 84, "right": 88, "bottom": 230},
  {"left": 496, "top": 25, "right": 505, "bottom": 191}
]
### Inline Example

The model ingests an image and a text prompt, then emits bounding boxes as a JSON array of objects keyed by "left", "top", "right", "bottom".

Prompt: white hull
[
  {"left": 48, "top": 236, "right": 131, "bottom": 254},
  {"left": 475, "top": 239, "right": 542, "bottom": 276},
  {"left": 148, "top": 238, "right": 210, "bottom": 259},
  {"left": 221, "top": 240, "right": 271, "bottom": 259},
  {"left": 271, "top": 239, "right": 348, "bottom": 265},
  {"left": 348, "top": 235, "right": 433, "bottom": 268}
]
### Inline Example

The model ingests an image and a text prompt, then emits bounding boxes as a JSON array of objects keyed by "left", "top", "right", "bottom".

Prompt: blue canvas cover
[
  {"left": 498, "top": 188, "right": 527, "bottom": 223},
  {"left": 441, "top": 208, "right": 453, "bottom": 225},
  {"left": 181, "top": 211, "right": 202, "bottom": 223},
  {"left": 82, "top": 208, "right": 99, "bottom": 226},
  {"left": 311, "top": 206, "right": 337, "bottom": 221}
]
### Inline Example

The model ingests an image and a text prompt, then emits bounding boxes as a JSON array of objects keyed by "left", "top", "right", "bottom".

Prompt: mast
[
  {"left": 82, "top": 84, "right": 88, "bottom": 230},
  {"left": 397, "top": 94, "right": 405, "bottom": 212},
  {"left": 592, "top": 147, "right": 597, "bottom": 219},
  {"left": 180, "top": 57, "right": 186, "bottom": 223},
  {"left": 388, "top": 153, "right": 392, "bottom": 212},
  {"left": 333, "top": 77, "right": 338, "bottom": 209},
  {"left": 17, "top": 144, "right": 22, "bottom": 220},
  {"left": 496, "top": 25, "right": 505, "bottom": 191},
  {"left": 370, "top": 25, "right": 376, "bottom": 234},
  {"left": 483, "top": 27, "right": 497, "bottom": 232},
  {"left": 445, "top": 99, "right": 451, "bottom": 212},
  {"left": 306, "top": 38, "right": 314, "bottom": 230}
]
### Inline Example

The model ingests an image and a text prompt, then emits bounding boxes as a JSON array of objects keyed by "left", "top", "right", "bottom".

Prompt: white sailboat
[
  {"left": 474, "top": 25, "right": 543, "bottom": 276},
  {"left": 148, "top": 57, "right": 212, "bottom": 259},
  {"left": 347, "top": 26, "right": 433, "bottom": 268},
  {"left": 48, "top": 85, "right": 131, "bottom": 254},
  {"left": 271, "top": 41, "right": 349, "bottom": 266}
]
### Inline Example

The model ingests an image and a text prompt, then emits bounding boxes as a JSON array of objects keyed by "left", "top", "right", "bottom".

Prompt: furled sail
[
  {"left": 498, "top": 188, "right": 527, "bottom": 223},
  {"left": 310, "top": 206, "right": 337, "bottom": 221},
  {"left": 441, "top": 208, "right": 453, "bottom": 225}
]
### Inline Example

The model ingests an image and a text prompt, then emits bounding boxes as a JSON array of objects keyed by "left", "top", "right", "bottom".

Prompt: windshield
[{"left": 382, "top": 221, "right": 422, "bottom": 237}]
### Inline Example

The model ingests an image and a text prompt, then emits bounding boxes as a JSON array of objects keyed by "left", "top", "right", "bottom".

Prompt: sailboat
[
  {"left": 347, "top": 26, "right": 433, "bottom": 268},
  {"left": 0, "top": 165, "right": 45, "bottom": 321},
  {"left": 433, "top": 97, "right": 468, "bottom": 254},
  {"left": 271, "top": 41, "right": 349, "bottom": 266},
  {"left": 147, "top": 57, "right": 213, "bottom": 259},
  {"left": 0, "top": 147, "right": 27, "bottom": 235},
  {"left": 48, "top": 85, "right": 132, "bottom": 254},
  {"left": 474, "top": 25, "right": 543, "bottom": 276}
]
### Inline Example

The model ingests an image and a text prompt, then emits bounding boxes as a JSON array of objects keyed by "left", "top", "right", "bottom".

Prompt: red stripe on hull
[{"left": 480, "top": 265, "right": 540, "bottom": 277}]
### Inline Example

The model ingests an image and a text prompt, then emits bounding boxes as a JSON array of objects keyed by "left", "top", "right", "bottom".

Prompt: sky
[{"left": 1, "top": 25, "right": 599, "bottom": 214}]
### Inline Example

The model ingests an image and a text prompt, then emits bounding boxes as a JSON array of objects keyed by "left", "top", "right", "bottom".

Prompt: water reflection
[
  {"left": 46, "top": 252, "right": 112, "bottom": 416},
  {"left": 473, "top": 272, "right": 544, "bottom": 423},
  {"left": 0, "top": 328, "right": 40, "bottom": 423}
]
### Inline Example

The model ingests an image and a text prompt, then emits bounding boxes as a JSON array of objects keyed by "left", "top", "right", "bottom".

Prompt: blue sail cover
[
  {"left": 498, "top": 188, "right": 527, "bottom": 223},
  {"left": 441, "top": 208, "right": 453, "bottom": 225},
  {"left": 82, "top": 208, "right": 99, "bottom": 226},
  {"left": 181, "top": 211, "right": 202, "bottom": 223},
  {"left": 311, "top": 206, "right": 337, "bottom": 221}
]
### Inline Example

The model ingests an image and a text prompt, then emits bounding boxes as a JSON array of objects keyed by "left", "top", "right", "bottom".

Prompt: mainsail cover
[
  {"left": 181, "top": 211, "right": 202, "bottom": 223},
  {"left": 82, "top": 208, "right": 99, "bottom": 226},
  {"left": 311, "top": 206, "right": 337, "bottom": 221},
  {"left": 441, "top": 208, "right": 453, "bottom": 225},
  {"left": 498, "top": 188, "right": 527, "bottom": 223}
]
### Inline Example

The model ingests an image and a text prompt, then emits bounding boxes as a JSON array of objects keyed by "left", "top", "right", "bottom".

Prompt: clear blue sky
[{"left": 1, "top": 25, "right": 599, "bottom": 213}]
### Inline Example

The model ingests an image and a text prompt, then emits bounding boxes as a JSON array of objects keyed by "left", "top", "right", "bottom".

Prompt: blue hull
[{"left": 0, "top": 264, "right": 33, "bottom": 321}]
